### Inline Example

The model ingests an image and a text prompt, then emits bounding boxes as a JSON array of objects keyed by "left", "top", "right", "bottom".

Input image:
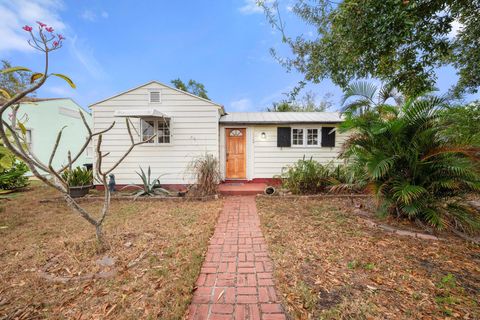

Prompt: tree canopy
[
  {"left": 171, "top": 78, "right": 210, "bottom": 100},
  {"left": 262, "top": 0, "right": 480, "bottom": 98},
  {"left": 267, "top": 90, "right": 332, "bottom": 112},
  {"left": 0, "top": 60, "right": 35, "bottom": 98}
]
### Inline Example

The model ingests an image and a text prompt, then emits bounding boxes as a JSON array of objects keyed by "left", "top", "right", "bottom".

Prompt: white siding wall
[
  {"left": 220, "top": 124, "right": 348, "bottom": 179},
  {"left": 92, "top": 82, "right": 221, "bottom": 185}
]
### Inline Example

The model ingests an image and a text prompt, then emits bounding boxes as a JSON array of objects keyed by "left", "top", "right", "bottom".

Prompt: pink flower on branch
[
  {"left": 22, "top": 25, "right": 33, "bottom": 32},
  {"left": 57, "top": 34, "right": 65, "bottom": 40},
  {"left": 45, "top": 27, "right": 54, "bottom": 32},
  {"left": 53, "top": 41, "right": 59, "bottom": 47},
  {"left": 36, "top": 21, "right": 47, "bottom": 28}
]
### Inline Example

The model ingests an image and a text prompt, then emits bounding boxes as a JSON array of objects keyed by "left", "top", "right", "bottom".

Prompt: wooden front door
[{"left": 226, "top": 128, "right": 246, "bottom": 179}]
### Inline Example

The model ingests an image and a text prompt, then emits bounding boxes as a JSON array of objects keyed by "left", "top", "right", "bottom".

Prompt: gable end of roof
[{"left": 88, "top": 80, "right": 225, "bottom": 113}]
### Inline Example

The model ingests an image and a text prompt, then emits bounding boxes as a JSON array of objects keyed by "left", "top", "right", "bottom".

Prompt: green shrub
[
  {"left": 0, "top": 161, "right": 29, "bottom": 190},
  {"left": 340, "top": 96, "right": 480, "bottom": 232},
  {"left": 280, "top": 157, "right": 347, "bottom": 194},
  {"left": 440, "top": 101, "right": 480, "bottom": 147},
  {"left": 62, "top": 166, "right": 93, "bottom": 187}
]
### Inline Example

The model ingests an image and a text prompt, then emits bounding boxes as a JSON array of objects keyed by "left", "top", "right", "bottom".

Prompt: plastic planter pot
[{"left": 68, "top": 185, "right": 92, "bottom": 198}]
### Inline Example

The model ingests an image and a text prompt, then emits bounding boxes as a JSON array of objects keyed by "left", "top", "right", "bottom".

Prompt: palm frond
[
  {"left": 341, "top": 81, "right": 378, "bottom": 106},
  {"left": 377, "top": 85, "right": 404, "bottom": 106},
  {"left": 392, "top": 182, "right": 427, "bottom": 205},
  {"left": 422, "top": 146, "right": 480, "bottom": 161},
  {"left": 367, "top": 155, "right": 396, "bottom": 179}
]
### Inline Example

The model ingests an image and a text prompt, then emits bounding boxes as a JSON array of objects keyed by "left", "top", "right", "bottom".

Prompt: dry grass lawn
[
  {"left": 0, "top": 183, "right": 222, "bottom": 319},
  {"left": 257, "top": 197, "right": 480, "bottom": 320}
]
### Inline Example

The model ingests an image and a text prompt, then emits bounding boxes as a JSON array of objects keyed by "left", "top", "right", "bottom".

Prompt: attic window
[{"left": 149, "top": 91, "right": 161, "bottom": 103}]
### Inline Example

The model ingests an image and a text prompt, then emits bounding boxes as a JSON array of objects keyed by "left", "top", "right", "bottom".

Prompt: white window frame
[
  {"left": 148, "top": 89, "right": 162, "bottom": 104},
  {"left": 306, "top": 128, "right": 320, "bottom": 146},
  {"left": 140, "top": 118, "right": 171, "bottom": 145},
  {"left": 291, "top": 128, "right": 304, "bottom": 146},
  {"left": 291, "top": 127, "right": 321, "bottom": 147},
  {"left": 15, "top": 127, "right": 33, "bottom": 150}
]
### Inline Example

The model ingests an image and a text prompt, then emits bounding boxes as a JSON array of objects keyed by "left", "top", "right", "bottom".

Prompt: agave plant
[
  {"left": 339, "top": 95, "right": 480, "bottom": 233},
  {"left": 124, "top": 166, "right": 169, "bottom": 199}
]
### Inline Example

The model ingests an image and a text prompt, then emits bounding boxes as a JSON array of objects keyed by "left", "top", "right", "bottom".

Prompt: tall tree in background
[
  {"left": 0, "top": 60, "right": 35, "bottom": 98},
  {"left": 261, "top": 0, "right": 480, "bottom": 98},
  {"left": 171, "top": 78, "right": 210, "bottom": 100},
  {"left": 267, "top": 90, "right": 332, "bottom": 112},
  {"left": 441, "top": 101, "right": 480, "bottom": 147}
]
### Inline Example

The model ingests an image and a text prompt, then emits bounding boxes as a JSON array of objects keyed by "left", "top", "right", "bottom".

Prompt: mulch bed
[
  {"left": 257, "top": 197, "right": 480, "bottom": 319},
  {"left": 0, "top": 184, "right": 223, "bottom": 319}
]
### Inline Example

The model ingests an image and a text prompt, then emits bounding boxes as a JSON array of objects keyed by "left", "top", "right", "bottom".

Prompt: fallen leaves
[
  {"left": 0, "top": 183, "right": 222, "bottom": 319},
  {"left": 257, "top": 197, "right": 480, "bottom": 320}
]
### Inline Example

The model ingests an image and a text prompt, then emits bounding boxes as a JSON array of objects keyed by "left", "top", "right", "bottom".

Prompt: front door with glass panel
[{"left": 226, "top": 128, "right": 246, "bottom": 179}]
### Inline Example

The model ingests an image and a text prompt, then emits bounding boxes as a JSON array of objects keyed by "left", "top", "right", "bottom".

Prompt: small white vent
[{"left": 149, "top": 91, "right": 161, "bottom": 103}]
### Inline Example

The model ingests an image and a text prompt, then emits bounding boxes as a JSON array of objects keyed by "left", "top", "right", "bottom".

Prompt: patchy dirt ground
[
  {"left": 0, "top": 183, "right": 222, "bottom": 319},
  {"left": 257, "top": 197, "right": 480, "bottom": 320}
]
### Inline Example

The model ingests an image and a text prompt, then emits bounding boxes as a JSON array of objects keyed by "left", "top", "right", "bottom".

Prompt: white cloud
[
  {"left": 80, "top": 9, "right": 109, "bottom": 22},
  {"left": 69, "top": 35, "right": 106, "bottom": 79},
  {"left": 0, "top": 0, "right": 65, "bottom": 52},
  {"left": 80, "top": 9, "right": 96, "bottom": 21},
  {"left": 45, "top": 85, "right": 74, "bottom": 96},
  {"left": 239, "top": 0, "right": 265, "bottom": 14},
  {"left": 230, "top": 98, "right": 253, "bottom": 111},
  {"left": 0, "top": 0, "right": 106, "bottom": 80},
  {"left": 448, "top": 19, "right": 464, "bottom": 39}
]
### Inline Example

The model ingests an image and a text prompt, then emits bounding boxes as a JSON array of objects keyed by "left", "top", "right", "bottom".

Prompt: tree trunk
[{"left": 95, "top": 224, "right": 109, "bottom": 252}]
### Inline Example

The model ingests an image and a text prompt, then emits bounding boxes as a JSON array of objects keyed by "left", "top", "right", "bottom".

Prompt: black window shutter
[
  {"left": 321, "top": 127, "right": 336, "bottom": 147},
  {"left": 277, "top": 127, "right": 291, "bottom": 147}
]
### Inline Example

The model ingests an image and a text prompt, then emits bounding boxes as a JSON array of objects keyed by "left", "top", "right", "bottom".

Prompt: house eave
[{"left": 219, "top": 121, "right": 344, "bottom": 126}]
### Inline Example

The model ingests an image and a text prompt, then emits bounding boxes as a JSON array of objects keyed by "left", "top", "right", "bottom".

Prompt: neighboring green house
[{"left": 2, "top": 98, "right": 92, "bottom": 175}]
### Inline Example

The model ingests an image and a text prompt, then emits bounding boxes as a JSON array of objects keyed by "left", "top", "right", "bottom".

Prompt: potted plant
[{"left": 62, "top": 166, "right": 93, "bottom": 198}]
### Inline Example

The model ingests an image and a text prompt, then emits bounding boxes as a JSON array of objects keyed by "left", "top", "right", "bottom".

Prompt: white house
[{"left": 90, "top": 81, "right": 347, "bottom": 187}]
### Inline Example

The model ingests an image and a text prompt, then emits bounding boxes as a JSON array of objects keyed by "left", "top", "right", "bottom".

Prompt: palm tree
[
  {"left": 341, "top": 81, "right": 404, "bottom": 114},
  {"left": 339, "top": 95, "right": 480, "bottom": 233}
]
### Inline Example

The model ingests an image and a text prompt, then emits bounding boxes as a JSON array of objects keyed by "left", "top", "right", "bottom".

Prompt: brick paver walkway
[{"left": 188, "top": 196, "right": 287, "bottom": 320}]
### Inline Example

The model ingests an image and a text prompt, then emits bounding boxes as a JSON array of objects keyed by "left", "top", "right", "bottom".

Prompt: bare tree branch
[
  {"left": 104, "top": 118, "right": 155, "bottom": 175},
  {"left": 0, "top": 25, "right": 149, "bottom": 251},
  {"left": 57, "top": 112, "right": 115, "bottom": 173}
]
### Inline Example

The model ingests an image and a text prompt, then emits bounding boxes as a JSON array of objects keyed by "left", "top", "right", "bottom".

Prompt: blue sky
[{"left": 1, "top": 0, "right": 478, "bottom": 112}]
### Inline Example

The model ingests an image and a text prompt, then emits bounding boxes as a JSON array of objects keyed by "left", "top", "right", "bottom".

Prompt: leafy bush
[
  {"left": 280, "top": 157, "right": 360, "bottom": 194},
  {"left": 0, "top": 161, "right": 29, "bottom": 190},
  {"left": 328, "top": 163, "right": 368, "bottom": 194},
  {"left": 189, "top": 154, "right": 220, "bottom": 196},
  {"left": 61, "top": 166, "right": 93, "bottom": 187},
  {"left": 340, "top": 96, "right": 480, "bottom": 232},
  {"left": 440, "top": 101, "right": 480, "bottom": 147},
  {"left": 126, "top": 166, "right": 169, "bottom": 199}
]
